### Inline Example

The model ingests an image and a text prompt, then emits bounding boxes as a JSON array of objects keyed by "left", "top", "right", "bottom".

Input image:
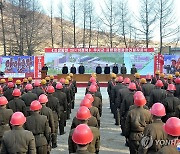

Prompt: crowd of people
[
  {"left": 0, "top": 69, "right": 179, "bottom": 153},
  {"left": 107, "top": 70, "right": 180, "bottom": 154}
]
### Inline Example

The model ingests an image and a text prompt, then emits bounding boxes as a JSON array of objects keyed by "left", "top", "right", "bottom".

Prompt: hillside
[{"left": 0, "top": 2, "right": 178, "bottom": 56}]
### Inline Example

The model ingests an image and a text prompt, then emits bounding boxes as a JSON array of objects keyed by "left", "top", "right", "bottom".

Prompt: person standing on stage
[
  {"left": 121, "top": 63, "right": 127, "bottom": 74},
  {"left": 42, "top": 64, "right": 48, "bottom": 71},
  {"left": 41, "top": 64, "right": 48, "bottom": 75},
  {"left": 104, "top": 64, "right": 110, "bottom": 74},
  {"left": 70, "top": 64, "right": 76, "bottom": 74},
  {"left": 96, "top": 64, "right": 102, "bottom": 74},
  {"left": 112, "top": 63, "right": 118, "bottom": 74},
  {"left": 78, "top": 63, "right": 85, "bottom": 74},
  {"left": 62, "top": 64, "right": 68, "bottom": 74},
  {"left": 130, "top": 64, "right": 137, "bottom": 74}
]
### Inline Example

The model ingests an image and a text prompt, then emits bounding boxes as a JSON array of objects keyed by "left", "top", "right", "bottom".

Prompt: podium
[{"left": 40, "top": 70, "right": 47, "bottom": 79}]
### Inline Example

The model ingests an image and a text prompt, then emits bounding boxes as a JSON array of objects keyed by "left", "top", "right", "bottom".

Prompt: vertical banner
[
  {"left": 34, "top": 56, "right": 44, "bottom": 78},
  {"left": 154, "top": 54, "right": 164, "bottom": 74}
]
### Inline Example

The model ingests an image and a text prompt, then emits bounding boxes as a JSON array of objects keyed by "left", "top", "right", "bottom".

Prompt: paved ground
[{"left": 52, "top": 87, "right": 130, "bottom": 154}]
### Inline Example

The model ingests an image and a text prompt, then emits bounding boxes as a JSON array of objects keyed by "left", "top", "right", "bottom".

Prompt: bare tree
[
  {"left": 100, "top": 0, "right": 119, "bottom": 48},
  {"left": 156, "top": 0, "right": 178, "bottom": 53},
  {"left": 50, "top": 0, "right": 54, "bottom": 48},
  {"left": 69, "top": 0, "right": 78, "bottom": 48},
  {"left": 0, "top": 0, "right": 6, "bottom": 55},
  {"left": 58, "top": 0, "right": 64, "bottom": 47},
  {"left": 117, "top": 0, "right": 131, "bottom": 48},
  {"left": 136, "top": 0, "right": 157, "bottom": 48}
]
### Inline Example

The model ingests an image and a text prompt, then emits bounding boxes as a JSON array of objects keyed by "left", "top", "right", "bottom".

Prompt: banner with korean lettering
[
  {"left": 45, "top": 48, "right": 154, "bottom": 53},
  {"left": 34, "top": 56, "right": 44, "bottom": 78},
  {"left": 154, "top": 54, "right": 164, "bottom": 75},
  {"left": 0, "top": 56, "right": 34, "bottom": 78},
  {"left": 44, "top": 48, "right": 154, "bottom": 75}
]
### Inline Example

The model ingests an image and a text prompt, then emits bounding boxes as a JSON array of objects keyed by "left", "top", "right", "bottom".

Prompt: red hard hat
[
  {"left": 163, "top": 117, "right": 180, "bottom": 137},
  {"left": 146, "top": 74, "right": 152, "bottom": 80},
  {"left": 90, "top": 77, "right": 96, "bottom": 83},
  {"left": 80, "top": 98, "right": 92, "bottom": 108},
  {"left": 76, "top": 106, "right": 91, "bottom": 120},
  {"left": 56, "top": 83, "right": 63, "bottom": 89},
  {"left": 128, "top": 82, "right": 137, "bottom": 90},
  {"left": 167, "top": 84, "right": 176, "bottom": 91},
  {"left": 39, "top": 94, "right": 48, "bottom": 104},
  {"left": 8, "top": 82, "right": 14, "bottom": 88},
  {"left": 0, "top": 96, "right": 8, "bottom": 106},
  {"left": 175, "top": 78, "right": 180, "bottom": 84},
  {"left": 134, "top": 91, "right": 146, "bottom": 106},
  {"left": 10, "top": 112, "right": 26, "bottom": 126},
  {"left": 59, "top": 78, "right": 65, "bottom": 84},
  {"left": 117, "top": 76, "right": 123, "bottom": 82},
  {"left": 72, "top": 124, "right": 93, "bottom": 145},
  {"left": 150, "top": 103, "right": 166, "bottom": 116},
  {"left": 30, "top": 100, "right": 42, "bottom": 111},
  {"left": 123, "top": 77, "right": 131, "bottom": 84},
  {"left": 34, "top": 81, "right": 40, "bottom": 87},
  {"left": 84, "top": 94, "right": 94, "bottom": 103},
  {"left": 12, "top": 89, "right": 21, "bottom": 97},
  {"left": 25, "top": 84, "right": 33, "bottom": 91},
  {"left": 46, "top": 86, "right": 55, "bottom": 93},
  {"left": 89, "top": 85, "right": 97, "bottom": 93},
  {"left": 155, "top": 80, "right": 163, "bottom": 87}
]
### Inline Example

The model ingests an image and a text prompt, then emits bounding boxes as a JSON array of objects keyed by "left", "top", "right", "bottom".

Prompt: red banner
[
  {"left": 154, "top": 54, "right": 164, "bottom": 75},
  {"left": 34, "top": 56, "right": 44, "bottom": 78},
  {"left": 45, "top": 48, "right": 154, "bottom": 53}
]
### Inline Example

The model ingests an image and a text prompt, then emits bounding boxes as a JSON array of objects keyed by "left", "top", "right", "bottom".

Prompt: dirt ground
[{"left": 51, "top": 87, "right": 130, "bottom": 154}]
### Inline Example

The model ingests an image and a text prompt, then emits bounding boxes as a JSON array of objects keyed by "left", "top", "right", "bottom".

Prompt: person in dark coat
[
  {"left": 96, "top": 64, "right": 102, "bottom": 74},
  {"left": 78, "top": 63, "right": 85, "bottom": 74},
  {"left": 162, "top": 84, "right": 180, "bottom": 123},
  {"left": 38, "top": 94, "right": 55, "bottom": 152},
  {"left": 69, "top": 124, "right": 96, "bottom": 154},
  {"left": 7, "top": 89, "right": 27, "bottom": 116},
  {"left": 121, "top": 63, "right": 127, "bottom": 74},
  {"left": 151, "top": 70, "right": 160, "bottom": 85},
  {"left": 46, "top": 86, "right": 61, "bottom": 148},
  {"left": 120, "top": 82, "right": 137, "bottom": 137},
  {"left": 24, "top": 101, "right": 50, "bottom": 154},
  {"left": 149, "top": 80, "right": 167, "bottom": 108},
  {"left": 107, "top": 73, "right": 117, "bottom": 113},
  {"left": 70, "top": 64, "right": 77, "bottom": 74},
  {"left": 42, "top": 64, "right": 48, "bottom": 75},
  {"left": 111, "top": 76, "right": 125, "bottom": 125},
  {"left": 69, "top": 107, "right": 100, "bottom": 154},
  {"left": 53, "top": 83, "right": 68, "bottom": 135},
  {"left": 125, "top": 92, "right": 152, "bottom": 154},
  {"left": 130, "top": 64, "right": 137, "bottom": 74},
  {"left": 3, "top": 82, "right": 15, "bottom": 102},
  {"left": 1, "top": 112, "right": 36, "bottom": 154},
  {"left": 32, "top": 81, "right": 44, "bottom": 97},
  {"left": 0, "top": 96, "right": 13, "bottom": 148},
  {"left": 141, "top": 75, "right": 155, "bottom": 106},
  {"left": 21, "top": 84, "right": 38, "bottom": 116},
  {"left": 112, "top": 63, "right": 118, "bottom": 74},
  {"left": 42, "top": 64, "right": 48, "bottom": 71},
  {"left": 138, "top": 103, "right": 167, "bottom": 154},
  {"left": 62, "top": 64, "right": 68, "bottom": 74},
  {"left": 104, "top": 64, "right": 110, "bottom": 74}
]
